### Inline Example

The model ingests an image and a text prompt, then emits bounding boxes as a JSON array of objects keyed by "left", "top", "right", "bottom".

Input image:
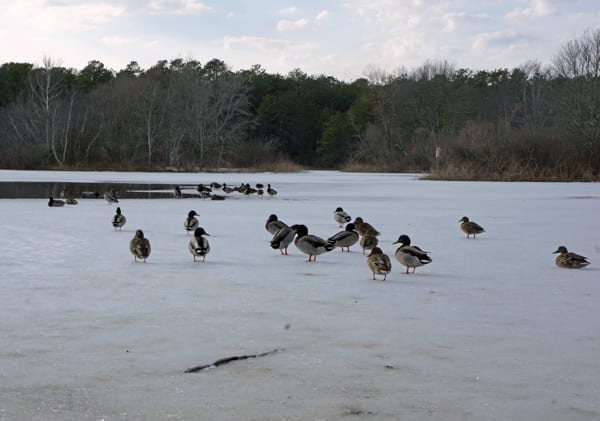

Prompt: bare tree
[
  {"left": 5, "top": 56, "right": 76, "bottom": 166},
  {"left": 553, "top": 28, "right": 600, "bottom": 78},
  {"left": 208, "top": 76, "right": 251, "bottom": 168}
]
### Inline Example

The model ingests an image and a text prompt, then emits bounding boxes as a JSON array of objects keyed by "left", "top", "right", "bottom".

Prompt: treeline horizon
[{"left": 2, "top": 28, "right": 600, "bottom": 180}]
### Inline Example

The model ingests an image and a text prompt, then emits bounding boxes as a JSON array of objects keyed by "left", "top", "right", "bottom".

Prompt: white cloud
[
  {"left": 506, "top": 0, "right": 555, "bottom": 19},
  {"left": 221, "top": 35, "right": 319, "bottom": 73},
  {"left": 101, "top": 36, "right": 139, "bottom": 45},
  {"left": 442, "top": 12, "right": 493, "bottom": 32},
  {"left": 149, "top": 0, "right": 211, "bottom": 15},
  {"left": 278, "top": 6, "right": 299, "bottom": 16},
  {"left": 0, "top": 0, "right": 127, "bottom": 68},
  {"left": 277, "top": 18, "right": 311, "bottom": 32},
  {"left": 316, "top": 10, "right": 330, "bottom": 21},
  {"left": 223, "top": 36, "right": 291, "bottom": 51},
  {"left": 472, "top": 30, "right": 535, "bottom": 52},
  {"left": 19, "top": 1, "right": 127, "bottom": 31},
  {"left": 341, "top": 1, "right": 420, "bottom": 23}
]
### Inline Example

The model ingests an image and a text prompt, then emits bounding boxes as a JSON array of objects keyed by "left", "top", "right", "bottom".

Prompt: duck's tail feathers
[{"left": 420, "top": 255, "right": 433, "bottom": 264}]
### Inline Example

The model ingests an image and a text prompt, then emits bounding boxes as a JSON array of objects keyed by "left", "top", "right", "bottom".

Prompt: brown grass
[
  {"left": 248, "top": 159, "right": 305, "bottom": 173},
  {"left": 341, "top": 163, "right": 380, "bottom": 172},
  {"left": 426, "top": 165, "right": 600, "bottom": 182}
]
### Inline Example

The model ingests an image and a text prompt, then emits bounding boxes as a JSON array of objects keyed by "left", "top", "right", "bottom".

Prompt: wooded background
[{"left": 2, "top": 28, "right": 600, "bottom": 180}]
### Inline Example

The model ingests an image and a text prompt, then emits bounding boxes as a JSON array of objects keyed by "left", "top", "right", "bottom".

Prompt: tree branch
[{"left": 184, "top": 348, "right": 281, "bottom": 373}]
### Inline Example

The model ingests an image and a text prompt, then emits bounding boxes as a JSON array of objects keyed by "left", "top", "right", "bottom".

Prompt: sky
[{"left": 1, "top": 0, "right": 599, "bottom": 81}]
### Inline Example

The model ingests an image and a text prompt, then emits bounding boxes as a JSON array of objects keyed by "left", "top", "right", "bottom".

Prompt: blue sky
[{"left": 1, "top": 0, "right": 599, "bottom": 80}]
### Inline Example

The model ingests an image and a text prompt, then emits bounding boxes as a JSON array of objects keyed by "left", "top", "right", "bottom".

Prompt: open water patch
[{"left": 0, "top": 181, "right": 177, "bottom": 199}]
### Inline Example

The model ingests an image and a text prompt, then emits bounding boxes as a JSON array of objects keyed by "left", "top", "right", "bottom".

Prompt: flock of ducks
[
  {"left": 264, "top": 207, "right": 591, "bottom": 279},
  {"left": 49, "top": 181, "right": 277, "bottom": 206},
  {"left": 108, "top": 206, "right": 211, "bottom": 263},
  {"left": 266, "top": 208, "right": 435, "bottom": 280},
  {"left": 175, "top": 182, "right": 278, "bottom": 200},
  {"left": 48, "top": 185, "right": 591, "bottom": 275}
]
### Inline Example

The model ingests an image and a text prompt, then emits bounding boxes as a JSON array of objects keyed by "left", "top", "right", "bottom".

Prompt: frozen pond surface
[{"left": 1, "top": 170, "right": 599, "bottom": 420}]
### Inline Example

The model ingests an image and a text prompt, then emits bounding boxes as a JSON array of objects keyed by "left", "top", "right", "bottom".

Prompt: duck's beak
[{"left": 552, "top": 249, "right": 559, "bottom": 254}]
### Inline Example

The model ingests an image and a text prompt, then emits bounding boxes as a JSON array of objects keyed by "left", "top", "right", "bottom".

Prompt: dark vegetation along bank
[{"left": 2, "top": 28, "right": 600, "bottom": 181}]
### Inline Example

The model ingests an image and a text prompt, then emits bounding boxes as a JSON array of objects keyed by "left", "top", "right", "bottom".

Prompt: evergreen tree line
[{"left": 1, "top": 28, "right": 600, "bottom": 180}]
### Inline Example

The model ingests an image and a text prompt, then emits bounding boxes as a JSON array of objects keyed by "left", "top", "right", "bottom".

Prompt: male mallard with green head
[
  {"left": 184, "top": 210, "right": 199, "bottom": 234},
  {"left": 393, "top": 234, "right": 432, "bottom": 274},
  {"left": 328, "top": 223, "right": 359, "bottom": 252},
  {"left": 290, "top": 224, "right": 335, "bottom": 262},
  {"left": 189, "top": 227, "right": 210, "bottom": 262},
  {"left": 553, "top": 246, "right": 590, "bottom": 269},
  {"left": 333, "top": 207, "right": 351, "bottom": 227},
  {"left": 265, "top": 214, "right": 288, "bottom": 235},
  {"left": 130, "top": 229, "right": 151, "bottom": 262},
  {"left": 48, "top": 197, "right": 65, "bottom": 207},
  {"left": 267, "top": 184, "right": 277, "bottom": 196},
  {"left": 174, "top": 185, "right": 183, "bottom": 198},
  {"left": 48, "top": 197, "right": 65, "bottom": 208},
  {"left": 112, "top": 207, "right": 126, "bottom": 230},
  {"left": 459, "top": 216, "right": 485, "bottom": 238},
  {"left": 367, "top": 247, "right": 392, "bottom": 281}
]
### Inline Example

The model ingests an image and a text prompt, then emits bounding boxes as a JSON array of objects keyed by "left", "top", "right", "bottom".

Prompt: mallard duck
[
  {"left": 265, "top": 214, "right": 288, "bottom": 235},
  {"left": 328, "top": 223, "right": 359, "bottom": 252},
  {"left": 112, "top": 207, "right": 126, "bottom": 230},
  {"left": 174, "top": 186, "right": 183, "bottom": 198},
  {"left": 130, "top": 229, "right": 151, "bottom": 262},
  {"left": 270, "top": 226, "right": 295, "bottom": 255},
  {"left": 244, "top": 184, "right": 258, "bottom": 195},
  {"left": 104, "top": 190, "right": 119, "bottom": 204},
  {"left": 267, "top": 184, "right": 277, "bottom": 196},
  {"left": 189, "top": 227, "right": 210, "bottom": 262},
  {"left": 290, "top": 224, "right": 335, "bottom": 262},
  {"left": 257, "top": 188, "right": 264, "bottom": 196},
  {"left": 367, "top": 247, "right": 392, "bottom": 281},
  {"left": 65, "top": 197, "right": 78, "bottom": 205},
  {"left": 184, "top": 210, "right": 199, "bottom": 234},
  {"left": 459, "top": 216, "right": 485, "bottom": 238},
  {"left": 197, "top": 184, "right": 212, "bottom": 199},
  {"left": 48, "top": 197, "right": 65, "bottom": 207},
  {"left": 333, "top": 207, "right": 351, "bottom": 227},
  {"left": 256, "top": 183, "right": 264, "bottom": 189},
  {"left": 80, "top": 191, "right": 99, "bottom": 199},
  {"left": 353, "top": 216, "right": 380, "bottom": 237},
  {"left": 222, "top": 183, "right": 234, "bottom": 194},
  {"left": 197, "top": 184, "right": 212, "bottom": 194},
  {"left": 210, "top": 182, "right": 222, "bottom": 189},
  {"left": 360, "top": 233, "right": 379, "bottom": 255},
  {"left": 393, "top": 234, "right": 432, "bottom": 274},
  {"left": 553, "top": 246, "right": 590, "bottom": 269}
]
